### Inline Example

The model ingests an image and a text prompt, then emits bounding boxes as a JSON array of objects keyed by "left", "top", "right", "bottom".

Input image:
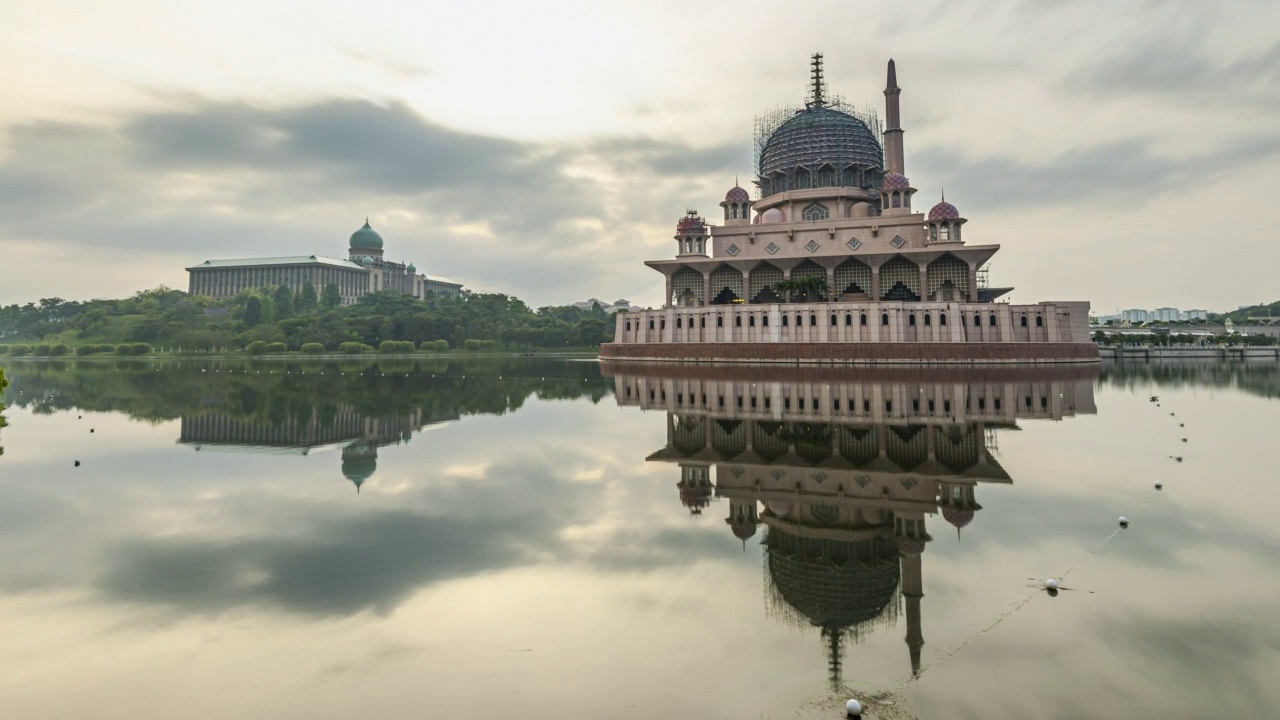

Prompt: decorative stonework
[
  {"left": 855, "top": 474, "right": 871, "bottom": 487},
  {"left": 726, "top": 243, "right": 741, "bottom": 256},
  {"left": 812, "top": 471, "right": 827, "bottom": 484},
  {"left": 900, "top": 476, "right": 916, "bottom": 489},
  {"left": 805, "top": 239, "right": 820, "bottom": 253},
  {"left": 891, "top": 235, "right": 906, "bottom": 248},
  {"left": 846, "top": 237, "right": 862, "bottom": 251},
  {"left": 731, "top": 466, "right": 745, "bottom": 478},
  {"left": 765, "top": 241, "right": 779, "bottom": 255}
]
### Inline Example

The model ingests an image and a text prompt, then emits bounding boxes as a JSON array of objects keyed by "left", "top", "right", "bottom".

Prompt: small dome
[
  {"left": 730, "top": 521, "right": 758, "bottom": 541},
  {"left": 766, "top": 500, "right": 793, "bottom": 518},
  {"left": 881, "top": 171, "right": 910, "bottom": 190},
  {"left": 724, "top": 186, "right": 750, "bottom": 204},
  {"left": 676, "top": 211, "right": 707, "bottom": 235},
  {"left": 896, "top": 536, "right": 927, "bottom": 558},
  {"left": 941, "top": 505, "right": 974, "bottom": 528},
  {"left": 359, "top": 255, "right": 374, "bottom": 267},
  {"left": 406, "top": 263, "right": 416, "bottom": 273},
  {"left": 928, "top": 199, "right": 960, "bottom": 221},
  {"left": 761, "top": 207, "right": 784, "bottom": 224},
  {"left": 350, "top": 220, "right": 384, "bottom": 250}
]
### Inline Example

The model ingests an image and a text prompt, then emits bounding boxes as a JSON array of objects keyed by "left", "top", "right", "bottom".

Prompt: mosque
[
  {"left": 186, "top": 220, "right": 463, "bottom": 305},
  {"left": 601, "top": 55, "right": 1097, "bottom": 364},
  {"left": 606, "top": 361, "right": 1097, "bottom": 685}
]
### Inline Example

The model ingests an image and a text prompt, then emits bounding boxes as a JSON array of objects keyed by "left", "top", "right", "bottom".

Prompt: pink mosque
[{"left": 601, "top": 55, "right": 1098, "bottom": 365}]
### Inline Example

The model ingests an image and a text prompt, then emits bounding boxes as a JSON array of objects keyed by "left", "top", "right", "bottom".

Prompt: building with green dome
[{"left": 185, "top": 220, "right": 463, "bottom": 303}]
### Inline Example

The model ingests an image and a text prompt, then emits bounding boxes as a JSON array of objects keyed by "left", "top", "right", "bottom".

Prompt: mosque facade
[
  {"left": 185, "top": 220, "right": 463, "bottom": 305},
  {"left": 601, "top": 55, "right": 1097, "bottom": 364}
]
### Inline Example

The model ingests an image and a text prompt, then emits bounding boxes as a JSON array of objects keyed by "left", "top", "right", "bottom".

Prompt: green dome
[
  {"left": 406, "top": 262, "right": 416, "bottom": 273},
  {"left": 349, "top": 220, "right": 384, "bottom": 250},
  {"left": 359, "top": 255, "right": 374, "bottom": 267}
]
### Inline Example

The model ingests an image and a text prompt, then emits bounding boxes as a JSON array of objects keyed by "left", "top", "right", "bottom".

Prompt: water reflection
[{"left": 605, "top": 362, "right": 1097, "bottom": 689}]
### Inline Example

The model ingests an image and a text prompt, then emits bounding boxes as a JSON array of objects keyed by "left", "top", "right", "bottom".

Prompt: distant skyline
[{"left": 2, "top": 0, "right": 1277, "bottom": 310}]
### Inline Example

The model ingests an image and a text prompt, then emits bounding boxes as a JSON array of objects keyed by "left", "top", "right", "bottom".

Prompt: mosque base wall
[{"left": 599, "top": 341, "right": 1100, "bottom": 365}]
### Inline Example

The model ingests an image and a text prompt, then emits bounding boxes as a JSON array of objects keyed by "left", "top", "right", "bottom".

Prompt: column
[
  {"left": 665, "top": 275, "right": 673, "bottom": 309},
  {"left": 968, "top": 264, "right": 979, "bottom": 302},
  {"left": 918, "top": 266, "right": 929, "bottom": 303},
  {"left": 702, "top": 269, "right": 712, "bottom": 306},
  {"left": 871, "top": 269, "right": 881, "bottom": 301},
  {"left": 826, "top": 267, "right": 836, "bottom": 302}
]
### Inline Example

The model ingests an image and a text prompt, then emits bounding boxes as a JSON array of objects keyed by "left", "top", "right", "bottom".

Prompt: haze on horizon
[{"left": 1, "top": 0, "right": 1276, "bottom": 313}]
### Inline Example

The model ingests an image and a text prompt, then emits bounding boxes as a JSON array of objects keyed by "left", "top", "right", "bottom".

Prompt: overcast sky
[{"left": 1, "top": 0, "right": 1277, "bottom": 312}]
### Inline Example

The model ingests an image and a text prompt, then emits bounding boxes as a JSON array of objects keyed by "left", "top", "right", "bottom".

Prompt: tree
[
  {"left": 274, "top": 285, "right": 294, "bottom": 319},
  {"left": 0, "top": 367, "right": 8, "bottom": 456},
  {"left": 243, "top": 296, "right": 263, "bottom": 327},
  {"left": 296, "top": 283, "right": 318, "bottom": 315},
  {"left": 322, "top": 282, "right": 342, "bottom": 309}
]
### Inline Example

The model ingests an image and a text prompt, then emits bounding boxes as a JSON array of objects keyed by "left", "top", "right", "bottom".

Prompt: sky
[{"left": 1, "top": 0, "right": 1277, "bottom": 312}]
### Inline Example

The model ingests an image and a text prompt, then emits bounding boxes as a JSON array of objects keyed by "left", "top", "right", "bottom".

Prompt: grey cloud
[{"left": 591, "top": 136, "right": 747, "bottom": 177}]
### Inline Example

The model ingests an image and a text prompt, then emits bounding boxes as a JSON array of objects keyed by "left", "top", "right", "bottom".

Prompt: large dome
[
  {"left": 766, "top": 531, "right": 899, "bottom": 630},
  {"left": 759, "top": 106, "right": 884, "bottom": 191},
  {"left": 350, "top": 220, "right": 384, "bottom": 250}
]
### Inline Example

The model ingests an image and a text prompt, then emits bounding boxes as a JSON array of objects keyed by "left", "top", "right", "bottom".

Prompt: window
[
  {"left": 973, "top": 314, "right": 980, "bottom": 327},
  {"left": 782, "top": 315, "right": 788, "bottom": 327},
  {"left": 735, "top": 316, "right": 742, "bottom": 327},
  {"left": 748, "top": 315, "right": 755, "bottom": 327},
  {"left": 676, "top": 317, "right": 682, "bottom": 329},
  {"left": 831, "top": 314, "right": 837, "bottom": 326},
  {"left": 940, "top": 224, "right": 950, "bottom": 242},
  {"left": 909, "top": 314, "right": 916, "bottom": 326},
  {"left": 944, "top": 400, "right": 951, "bottom": 413},
  {"left": 660, "top": 319, "right": 665, "bottom": 329},
  {"left": 978, "top": 397, "right": 985, "bottom": 410},
  {"left": 863, "top": 399, "right": 871, "bottom": 412},
  {"left": 930, "top": 225, "right": 938, "bottom": 242},
  {"left": 801, "top": 202, "right": 830, "bottom": 221},
  {"left": 810, "top": 314, "right": 817, "bottom": 326},
  {"left": 845, "top": 313, "right": 852, "bottom": 326},
  {"left": 625, "top": 321, "right": 631, "bottom": 331},
  {"left": 833, "top": 399, "right": 841, "bottom": 411},
  {"left": 796, "top": 314, "right": 803, "bottom": 326},
  {"left": 1035, "top": 316, "right": 1043, "bottom": 327},
  {"left": 700, "top": 317, "right": 705, "bottom": 328},
  {"left": 924, "top": 314, "right": 931, "bottom": 326},
  {"left": 860, "top": 314, "right": 867, "bottom": 325},
  {"left": 648, "top": 319, "right": 654, "bottom": 330},
  {"left": 891, "top": 192, "right": 901, "bottom": 208},
  {"left": 990, "top": 314, "right": 997, "bottom": 326},
  {"left": 882, "top": 313, "right": 889, "bottom": 326},
  {"left": 717, "top": 316, "right": 723, "bottom": 327},
  {"left": 1020, "top": 316, "right": 1028, "bottom": 327},
  {"left": 762, "top": 315, "right": 769, "bottom": 326},
  {"left": 940, "top": 313, "right": 947, "bottom": 326}
]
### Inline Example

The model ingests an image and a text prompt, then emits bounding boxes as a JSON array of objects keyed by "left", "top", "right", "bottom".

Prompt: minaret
[
  {"left": 883, "top": 59, "right": 905, "bottom": 174},
  {"left": 902, "top": 551, "right": 925, "bottom": 676}
]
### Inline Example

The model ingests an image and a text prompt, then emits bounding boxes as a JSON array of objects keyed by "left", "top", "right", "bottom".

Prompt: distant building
[
  {"left": 1184, "top": 309, "right": 1208, "bottom": 321},
  {"left": 1152, "top": 307, "right": 1180, "bottom": 322},
  {"left": 572, "top": 298, "right": 634, "bottom": 314},
  {"left": 186, "top": 220, "right": 462, "bottom": 305},
  {"left": 1120, "top": 309, "right": 1152, "bottom": 323}
]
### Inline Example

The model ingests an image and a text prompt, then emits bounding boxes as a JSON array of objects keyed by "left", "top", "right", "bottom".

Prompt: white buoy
[
  {"left": 1045, "top": 578, "right": 1059, "bottom": 590},
  {"left": 845, "top": 698, "right": 863, "bottom": 717},
  {"left": 1119, "top": 516, "right": 1129, "bottom": 527}
]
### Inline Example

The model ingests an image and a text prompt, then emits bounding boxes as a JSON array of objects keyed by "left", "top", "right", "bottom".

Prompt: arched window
[
  {"left": 802, "top": 202, "right": 830, "bottom": 221},
  {"left": 860, "top": 313, "right": 868, "bottom": 326},
  {"left": 676, "top": 317, "right": 682, "bottom": 328},
  {"left": 735, "top": 316, "right": 742, "bottom": 327},
  {"left": 892, "top": 192, "right": 902, "bottom": 208},
  {"left": 626, "top": 321, "right": 631, "bottom": 331},
  {"left": 924, "top": 313, "right": 932, "bottom": 326},
  {"left": 940, "top": 224, "right": 950, "bottom": 242},
  {"left": 696, "top": 239, "right": 704, "bottom": 254},
  {"left": 973, "top": 314, "right": 981, "bottom": 327},
  {"left": 717, "top": 316, "right": 723, "bottom": 327},
  {"left": 762, "top": 315, "right": 769, "bottom": 327},
  {"left": 648, "top": 319, "right": 654, "bottom": 330},
  {"left": 845, "top": 313, "right": 852, "bottom": 326},
  {"left": 810, "top": 314, "right": 817, "bottom": 326},
  {"left": 882, "top": 313, "right": 889, "bottom": 326},
  {"left": 929, "top": 225, "right": 938, "bottom": 242},
  {"left": 989, "top": 314, "right": 997, "bottom": 326},
  {"left": 684, "top": 239, "right": 692, "bottom": 253},
  {"left": 700, "top": 317, "right": 705, "bottom": 328},
  {"left": 830, "top": 314, "right": 837, "bottom": 326},
  {"left": 748, "top": 315, "right": 755, "bottom": 327},
  {"left": 796, "top": 314, "right": 803, "bottom": 326},
  {"left": 660, "top": 319, "right": 665, "bottom": 329},
  {"left": 940, "top": 313, "right": 947, "bottom": 326},
  {"left": 782, "top": 315, "right": 788, "bottom": 327},
  {"left": 1035, "top": 315, "right": 1043, "bottom": 327},
  {"left": 954, "top": 225, "right": 961, "bottom": 242},
  {"left": 731, "top": 203, "right": 738, "bottom": 219},
  {"left": 909, "top": 314, "right": 916, "bottom": 326},
  {"left": 1020, "top": 316, "right": 1028, "bottom": 327}
]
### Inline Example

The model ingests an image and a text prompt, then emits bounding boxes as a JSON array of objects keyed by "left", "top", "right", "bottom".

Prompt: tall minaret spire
[
  {"left": 884, "top": 58, "right": 905, "bottom": 174},
  {"left": 809, "top": 52, "right": 827, "bottom": 107}
]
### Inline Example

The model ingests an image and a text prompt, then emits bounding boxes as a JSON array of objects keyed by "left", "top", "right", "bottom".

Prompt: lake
[{"left": 0, "top": 357, "right": 1277, "bottom": 719}]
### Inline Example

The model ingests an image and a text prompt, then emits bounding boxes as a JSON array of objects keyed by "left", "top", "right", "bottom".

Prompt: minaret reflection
[{"left": 606, "top": 362, "right": 1097, "bottom": 686}]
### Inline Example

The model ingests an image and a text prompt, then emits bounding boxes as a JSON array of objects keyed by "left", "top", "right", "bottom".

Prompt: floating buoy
[
  {"left": 1119, "top": 516, "right": 1129, "bottom": 527},
  {"left": 1155, "top": 481, "right": 1163, "bottom": 490},
  {"left": 1181, "top": 438, "right": 1187, "bottom": 443},
  {"left": 74, "top": 460, "right": 80, "bottom": 467},
  {"left": 90, "top": 429, "right": 95, "bottom": 433},
  {"left": 1179, "top": 423, "right": 1184, "bottom": 428},
  {"left": 1045, "top": 578, "right": 1059, "bottom": 590},
  {"left": 845, "top": 698, "right": 863, "bottom": 717}
]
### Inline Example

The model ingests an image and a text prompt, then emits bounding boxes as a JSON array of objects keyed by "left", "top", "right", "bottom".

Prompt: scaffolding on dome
[{"left": 752, "top": 98, "right": 883, "bottom": 185}]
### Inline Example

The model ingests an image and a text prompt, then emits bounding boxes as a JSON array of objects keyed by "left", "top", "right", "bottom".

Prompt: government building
[
  {"left": 601, "top": 55, "right": 1097, "bottom": 364},
  {"left": 186, "top": 220, "right": 463, "bottom": 305}
]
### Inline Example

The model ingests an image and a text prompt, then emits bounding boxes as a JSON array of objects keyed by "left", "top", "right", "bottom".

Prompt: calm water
[{"left": 1, "top": 357, "right": 1278, "bottom": 720}]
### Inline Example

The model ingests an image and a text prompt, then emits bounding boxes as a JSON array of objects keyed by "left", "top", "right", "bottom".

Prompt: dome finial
[
  {"left": 809, "top": 52, "right": 826, "bottom": 107},
  {"left": 941, "top": 188, "right": 945, "bottom": 202}
]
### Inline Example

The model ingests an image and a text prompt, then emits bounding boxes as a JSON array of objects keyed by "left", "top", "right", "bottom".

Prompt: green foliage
[
  {"left": 296, "top": 283, "right": 319, "bottom": 315},
  {"left": 273, "top": 285, "right": 294, "bottom": 320},
  {"left": 50, "top": 343, "right": 70, "bottom": 356},
  {"left": 378, "top": 340, "right": 416, "bottom": 353},
  {"left": 245, "top": 340, "right": 269, "bottom": 355},
  {"left": 243, "top": 296, "right": 263, "bottom": 327},
  {"left": 338, "top": 341, "right": 373, "bottom": 353},
  {"left": 300, "top": 342, "right": 326, "bottom": 354},
  {"left": 115, "top": 342, "right": 152, "bottom": 355},
  {"left": 33, "top": 343, "right": 52, "bottom": 356},
  {"left": 9, "top": 344, "right": 31, "bottom": 356},
  {"left": 322, "top": 283, "right": 342, "bottom": 309},
  {"left": 0, "top": 345, "right": 8, "bottom": 355},
  {"left": 265, "top": 342, "right": 288, "bottom": 353},
  {"left": 425, "top": 339, "right": 449, "bottom": 352},
  {"left": 463, "top": 339, "right": 498, "bottom": 351}
]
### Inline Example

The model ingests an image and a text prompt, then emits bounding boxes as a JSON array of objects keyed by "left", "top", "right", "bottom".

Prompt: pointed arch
[
  {"left": 879, "top": 256, "right": 921, "bottom": 301},
  {"left": 833, "top": 258, "right": 872, "bottom": 299},
  {"left": 748, "top": 263, "right": 784, "bottom": 304},
  {"left": 927, "top": 254, "right": 970, "bottom": 301},
  {"left": 709, "top": 265, "right": 743, "bottom": 305}
]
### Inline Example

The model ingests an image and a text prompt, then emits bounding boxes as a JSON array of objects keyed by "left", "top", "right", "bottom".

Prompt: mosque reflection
[
  {"left": 179, "top": 406, "right": 458, "bottom": 491},
  {"left": 605, "top": 362, "right": 1097, "bottom": 687}
]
